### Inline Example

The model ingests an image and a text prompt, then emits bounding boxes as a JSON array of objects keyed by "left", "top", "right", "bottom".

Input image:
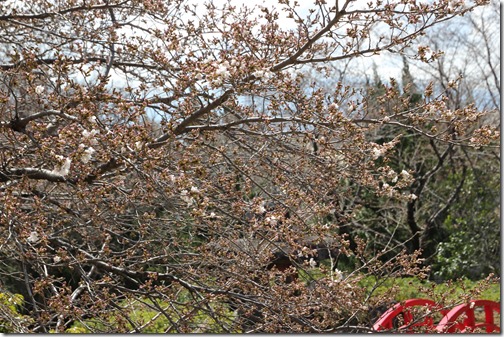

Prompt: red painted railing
[
  {"left": 373, "top": 298, "right": 500, "bottom": 333},
  {"left": 372, "top": 298, "right": 447, "bottom": 332},
  {"left": 436, "top": 299, "right": 500, "bottom": 333}
]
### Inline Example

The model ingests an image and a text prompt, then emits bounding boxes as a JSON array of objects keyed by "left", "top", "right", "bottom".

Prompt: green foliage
[
  {"left": 357, "top": 60, "right": 500, "bottom": 282},
  {"left": 64, "top": 326, "right": 88, "bottom": 333},
  {"left": 431, "top": 169, "right": 500, "bottom": 281},
  {"left": 359, "top": 275, "right": 500, "bottom": 303},
  {"left": 64, "top": 273, "right": 499, "bottom": 333},
  {"left": 0, "top": 292, "right": 32, "bottom": 333},
  {"left": 69, "top": 294, "right": 236, "bottom": 333},
  {"left": 434, "top": 227, "right": 477, "bottom": 280},
  {"left": 0, "top": 292, "right": 23, "bottom": 313}
]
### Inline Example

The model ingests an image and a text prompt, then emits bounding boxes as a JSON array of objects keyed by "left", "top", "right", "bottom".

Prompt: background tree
[
  {"left": 309, "top": 0, "right": 500, "bottom": 282},
  {"left": 408, "top": 0, "right": 500, "bottom": 280},
  {"left": 0, "top": 0, "right": 499, "bottom": 333}
]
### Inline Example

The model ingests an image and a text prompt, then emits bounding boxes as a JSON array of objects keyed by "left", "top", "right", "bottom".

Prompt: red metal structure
[
  {"left": 435, "top": 299, "right": 500, "bottom": 333},
  {"left": 373, "top": 298, "right": 447, "bottom": 332},
  {"left": 373, "top": 298, "right": 500, "bottom": 333}
]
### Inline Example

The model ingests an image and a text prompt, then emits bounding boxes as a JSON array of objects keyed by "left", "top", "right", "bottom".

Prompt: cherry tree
[{"left": 0, "top": 0, "right": 498, "bottom": 332}]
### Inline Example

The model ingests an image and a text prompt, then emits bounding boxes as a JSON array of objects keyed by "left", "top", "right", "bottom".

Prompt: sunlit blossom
[
  {"left": 333, "top": 268, "right": 343, "bottom": 282},
  {"left": 134, "top": 141, "right": 143, "bottom": 151},
  {"left": 52, "top": 157, "right": 71, "bottom": 176},
  {"left": 35, "top": 85, "right": 45, "bottom": 94},
  {"left": 265, "top": 216, "right": 277, "bottom": 226},
  {"left": 372, "top": 147, "right": 385, "bottom": 160},
  {"left": 80, "top": 147, "right": 96, "bottom": 163},
  {"left": 329, "top": 102, "right": 339, "bottom": 110},
  {"left": 180, "top": 190, "right": 195, "bottom": 207},
  {"left": 82, "top": 129, "right": 99, "bottom": 138},
  {"left": 214, "top": 61, "right": 231, "bottom": 79},
  {"left": 27, "top": 231, "right": 40, "bottom": 243},
  {"left": 252, "top": 69, "right": 273, "bottom": 80}
]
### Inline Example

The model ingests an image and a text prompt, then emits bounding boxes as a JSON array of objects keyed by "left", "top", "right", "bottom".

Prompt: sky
[
  {"left": 186, "top": 0, "right": 405, "bottom": 80},
  {"left": 7, "top": 0, "right": 492, "bottom": 107}
]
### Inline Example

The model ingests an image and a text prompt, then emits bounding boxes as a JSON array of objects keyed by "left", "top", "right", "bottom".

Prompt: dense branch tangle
[{"left": 0, "top": 0, "right": 498, "bottom": 333}]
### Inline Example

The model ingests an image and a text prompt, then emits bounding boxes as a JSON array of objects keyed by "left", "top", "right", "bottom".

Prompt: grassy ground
[{"left": 358, "top": 275, "right": 500, "bottom": 303}]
